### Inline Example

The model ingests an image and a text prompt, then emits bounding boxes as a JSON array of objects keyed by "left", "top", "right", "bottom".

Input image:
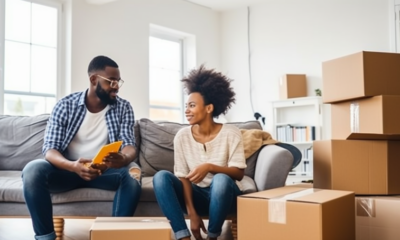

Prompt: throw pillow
[
  {"left": 0, "top": 114, "right": 49, "bottom": 170},
  {"left": 138, "top": 118, "right": 188, "bottom": 176},
  {"left": 229, "top": 120, "right": 263, "bottom": 178}
]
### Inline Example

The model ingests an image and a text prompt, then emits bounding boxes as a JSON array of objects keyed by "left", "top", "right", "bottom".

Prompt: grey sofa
[{"left": 0, "top": 114, "right": 294, "bottom": 239}]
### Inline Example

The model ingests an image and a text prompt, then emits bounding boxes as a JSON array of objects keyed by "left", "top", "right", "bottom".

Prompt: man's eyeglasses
[{"left": 97, "top": 75, "right": 124, "bottom": 88}]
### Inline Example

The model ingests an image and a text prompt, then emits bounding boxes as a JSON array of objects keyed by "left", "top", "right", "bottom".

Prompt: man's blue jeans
[
  {"left": 22, "top": 159, "right": 142, "bottom": 240},
  {"left": 153, "top": 170, "right": 242, "bottom": 240}
]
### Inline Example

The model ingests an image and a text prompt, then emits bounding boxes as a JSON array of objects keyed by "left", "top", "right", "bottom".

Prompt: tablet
[{"left": 92, "top": 141, "right": 123, "bottom": 164}]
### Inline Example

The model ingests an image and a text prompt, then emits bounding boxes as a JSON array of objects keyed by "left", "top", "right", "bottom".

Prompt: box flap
[
  {"left": 240, "top": 187, "right": 354, "bottom": 204},
  {"left": 346, "top": 133, "right": 400, "bottom": 140},
  {"left": 291, "top": 189, "right": 354, "bottom": 204},
  {"left": 91, "top": 217, "right": 170, "bottom": 231},
  {"left": 239, "top": 186, "right": 308, "bottom": 199}
]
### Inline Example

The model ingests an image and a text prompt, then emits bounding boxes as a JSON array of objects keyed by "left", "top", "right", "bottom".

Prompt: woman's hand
[
  {"left": 186, "top": 163, "right": 210, "bottom": 184},
  {"left": 190, "top": 214, "right": 207, "bottom": 240}
]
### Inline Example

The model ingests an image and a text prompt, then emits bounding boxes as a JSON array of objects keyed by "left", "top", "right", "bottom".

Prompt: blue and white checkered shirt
[{"left": 43, "top": 89, "right": 135, "bottom": 157}]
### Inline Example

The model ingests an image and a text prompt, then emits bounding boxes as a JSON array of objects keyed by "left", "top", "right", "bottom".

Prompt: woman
[{"left": 153, "top": 65, "right": 246, "bottom": 240}]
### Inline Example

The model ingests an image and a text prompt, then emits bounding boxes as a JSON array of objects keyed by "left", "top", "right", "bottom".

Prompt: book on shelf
[
  {"left": 276, "top": 125, "right": 315, "bottom": 142},
  {"left": 302, "top": 146, "right": 313, "bottom": 160}
]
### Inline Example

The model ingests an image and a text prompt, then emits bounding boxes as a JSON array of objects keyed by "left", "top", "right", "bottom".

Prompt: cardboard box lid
[
  {"left": 345, "top": 133, "right": 400, "bottom": 140},
  {"left": 239, "top": 186, "right": 353, "bottom": 204},
  {"left": 90, "top": 217, "right": 171, "bottom": 231}
]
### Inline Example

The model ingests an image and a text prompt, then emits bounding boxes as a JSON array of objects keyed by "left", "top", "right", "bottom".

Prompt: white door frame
[{"left": 395, "top": 4, "right": 400, "bottom": 52}]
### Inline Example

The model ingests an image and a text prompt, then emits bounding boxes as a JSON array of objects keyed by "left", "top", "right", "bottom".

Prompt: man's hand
[
  {"left": 90, "top": 163, "right": 108, "bottom": 172},
  {"left": 102, "top": 152, "right": 127, "bottom": 169},
  {"left": 190, "top": 214, "right": 207, "bottom": 240},
  {"left": 186, "top": 163, "right": 210, "bottom": 184},
  {"left": 73, "top": 158, "right": 101, "bottom": 181}
]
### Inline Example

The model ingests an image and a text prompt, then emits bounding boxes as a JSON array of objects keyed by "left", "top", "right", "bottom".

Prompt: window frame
[{"left": 0, "top": 0, "right": 63, "bottom": 115}]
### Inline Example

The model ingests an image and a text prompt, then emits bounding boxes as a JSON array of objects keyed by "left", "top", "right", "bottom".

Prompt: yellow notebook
[{"left": 92, "top": 141, "right": 123, "bottom": 164}]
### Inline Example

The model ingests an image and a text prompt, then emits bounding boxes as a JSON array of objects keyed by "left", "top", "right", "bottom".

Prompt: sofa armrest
[{"left": 253, "top": 145, "right": 293, "bottom": 191}]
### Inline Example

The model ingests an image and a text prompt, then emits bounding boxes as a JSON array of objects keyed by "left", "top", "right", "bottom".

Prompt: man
[{"left": 22, "top": 56, "right": 141, "bottom": 240}]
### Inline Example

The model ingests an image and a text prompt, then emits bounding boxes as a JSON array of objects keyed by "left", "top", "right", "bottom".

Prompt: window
[
  {"left": 149, "top": 35, "right": 184, "bottom": 122},
  {"left": 0, "top": 0, "right": 61, "bottom": 116}
]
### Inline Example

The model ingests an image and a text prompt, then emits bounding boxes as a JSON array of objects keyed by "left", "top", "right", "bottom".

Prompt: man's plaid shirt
[{"left": 42, "top": 89, "right": 135, "bottom": 156}]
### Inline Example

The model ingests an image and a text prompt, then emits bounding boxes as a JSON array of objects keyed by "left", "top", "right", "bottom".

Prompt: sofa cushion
[
  {"left": 138, "top": 176, "right": 256, "bottom": 203},
  {"left": 228, "top": 121, "right": 263, "bottom": 179},
  {"left": 229, "top": 120, "right": 262, "bottom": 130},
  {"left": 0, "top": 114, "right": 49, "bottom": 171},
  {"left": 133, "top": 120, "right": 141, "bottom": 163},
  {"left": 0, "top": 171, "right": 24, "bottom": 202},
  {"left": 240, "top": 175, "right": 258, "bottom": 193},
  {"left": 0, "top": 171, "right": 117, "bottom": 203},
  {"left": 140, "top": 176, "right": 156, "bottom": 202},
  {"left": 138, "top": 118, "right": 188, "bottom": 176},
  {"left": 244, "top": 149, "right": 261, "bottom": 179},
  {"left": 138, "top": 118, "right": 263, "bottom": 177},
  {"left": 0, "top": 172, "right": 256, "bottom": 205}
]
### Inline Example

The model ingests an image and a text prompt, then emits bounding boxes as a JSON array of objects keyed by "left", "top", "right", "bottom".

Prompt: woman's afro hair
[{"left": 181, "top": 64, "right": 236, "bottom": 118}]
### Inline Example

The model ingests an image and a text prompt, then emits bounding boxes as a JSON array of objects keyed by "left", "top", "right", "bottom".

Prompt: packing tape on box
[
  {"left": 350, "top": 102, "right": 360, "bottom": 133},
  {"left": 356, "top": 198, "right": 375, "bottom": 217},
  {"left": 268, "top": 188, "right": 319, "bottom": 224},
  {"left": 95, "top": 218, "right": 170, "bottom": 223}
]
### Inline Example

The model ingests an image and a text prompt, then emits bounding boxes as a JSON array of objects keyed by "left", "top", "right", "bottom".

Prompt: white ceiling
[
  {"left": 184, "top": 0, "right": 266, "bottom": 11},
  {"left": 85, "top": 0, "right": 265, "bottom": 11}
]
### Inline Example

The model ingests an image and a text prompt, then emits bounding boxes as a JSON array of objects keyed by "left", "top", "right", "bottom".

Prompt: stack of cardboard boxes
[
  {"left": 314, "top": 51, "right": 400, "bottom": 240},
  {"left": 236, "top": 68, "right": 361, "bottom": 240}
]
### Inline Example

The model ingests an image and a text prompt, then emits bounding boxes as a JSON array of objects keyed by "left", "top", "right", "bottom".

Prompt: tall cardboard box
[
  {"left": 238, "top": 186, "right": 355, "bottom": 240},
  {"left": 356, "top": 196, "right": 400, "bottom": 240},
  {"left": 313, "top": 140, "right": 400, "bottom": 195},
  {"left": 331, "top": 95, "right": 400, "bottom": 140},
  {"left": 322, "top": 51, "right": 400, "bottom": 103},
  {"left": 279, "top": 74, "right": 307, "bottom": 99},
  {"left": 90, "top": 217, "right": 171, "bottom": 240}
]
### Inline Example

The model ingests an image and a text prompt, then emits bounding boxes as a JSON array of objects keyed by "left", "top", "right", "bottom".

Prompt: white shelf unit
[{"left": 271, "top": 96, "right": 322, "bottom": 185}]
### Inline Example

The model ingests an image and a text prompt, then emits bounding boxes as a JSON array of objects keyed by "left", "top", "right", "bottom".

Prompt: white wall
[
  {"left": 67, "top": 0, "right": 220, "bottom": 119},
  {"left": 220, "top": 0, "right": 391, "bottom": 138}
]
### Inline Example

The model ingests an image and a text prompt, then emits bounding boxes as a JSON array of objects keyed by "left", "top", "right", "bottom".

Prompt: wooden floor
[{"left": 0, "top": 218, "right": 233, "bottom": 240}]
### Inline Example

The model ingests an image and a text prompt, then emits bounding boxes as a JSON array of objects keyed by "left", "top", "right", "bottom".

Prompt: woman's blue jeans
[
  {"left": 153, "top": 170, "right": 242, "bottom": 240},
  {"left": 22, "top": 159, "right": 142, "bottom": 240}
]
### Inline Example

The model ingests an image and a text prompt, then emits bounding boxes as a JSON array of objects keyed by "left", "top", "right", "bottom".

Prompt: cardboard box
[
  {"left": 322, "top": 51, "right": 400, "bottom": 103},
  {"left": 291, "top": 183, "right": 314, "bottom": 188},
  {"left": 90, "top": 217, "right": 171, "bottom": 240},
  {"left": 279, "top": 74, "right": 307, "bottom": 99},
  {"left": 356, "top": 196, "right": 400, "bottom": 240},
  {"left": 331, "top": 95, "right": 400, "bottom": 140},
  {"left": 238, "top": 186, "right": 355, "bottom": 240},
  {"left": 313, "top": 140, "right": 400, "bottom": 195}
]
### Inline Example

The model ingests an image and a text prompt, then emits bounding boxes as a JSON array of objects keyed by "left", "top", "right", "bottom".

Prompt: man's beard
[{"left": 95, "top": 84, "right": 117, "bottom": 105}]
